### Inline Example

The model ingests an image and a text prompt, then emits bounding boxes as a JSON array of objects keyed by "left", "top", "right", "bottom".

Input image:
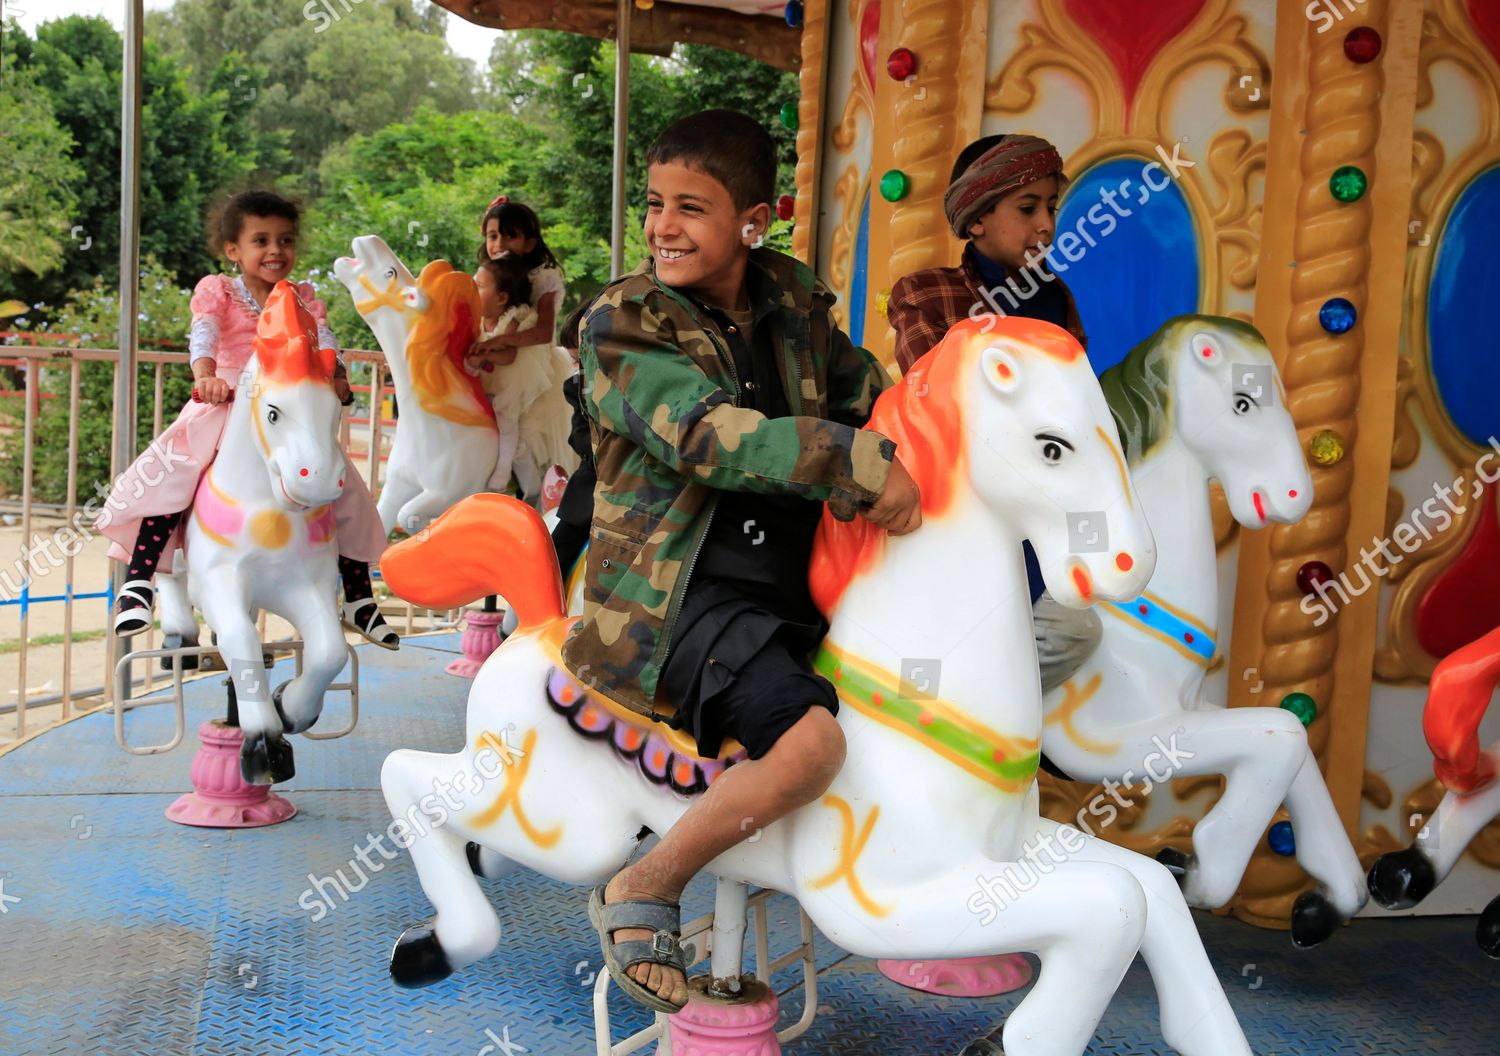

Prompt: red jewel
[
  {"left": 1139, "top": 604, "right": 1149, "bottom": 615},
  {"left": 299, "top": 468, "right": 309, "bottom": 476},
  {"left": 1343, "top": 26, "right": 1382, "bottom": 64},
  {"left": 917, "top": 711, "right": 934, "bottom": 726},
  {"left": 1289, "top": 489, "right": 1298, "bottom": 498},
  {"left": 886, "top": 47, "right": 916, "bottom": 81},
  {"left": 872, "top": 691, "right": 883, "bottom": 706},
  {"left": 991, "top": 748, "right": 1007, "bottom": 763},
  {"left": 777, "top": 194, "right": 796, "bottom": 221},
  {"left": 1297, "top": 560, "right": 1335, "bottom": 595},
  {"left": 1184, "top": 632, "right": 1195, "bottom": 644}
]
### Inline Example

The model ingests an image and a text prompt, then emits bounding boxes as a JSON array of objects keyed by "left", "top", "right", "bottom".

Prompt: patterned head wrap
[{"left": 943, "top": 135, "right": 1065, "bottom": 239}]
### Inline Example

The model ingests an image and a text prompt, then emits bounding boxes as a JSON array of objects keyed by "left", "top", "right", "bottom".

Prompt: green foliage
[
  {"left": 0, "top": 69, "right": 84, "bottom": 277},
  {"left": 0, "top": 260, "right": 195, "bottom": 504}
]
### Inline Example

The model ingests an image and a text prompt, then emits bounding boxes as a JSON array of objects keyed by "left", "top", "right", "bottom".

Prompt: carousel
[{"left": 2, "top": 1, "right": 1497, "bottom": 1054}]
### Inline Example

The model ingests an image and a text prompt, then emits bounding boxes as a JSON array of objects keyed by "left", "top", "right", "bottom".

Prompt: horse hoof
[
  {"left": 272, "top": 681, "right": 316, "bottom": 734},
  {"left": 1290, "top": 890, "right": 1342, "bottom": 948},
  {"left": 160, "top": 634, "right": 200, "bottom": 671},
  {"left": 390, "top": 921, "right": 454, "bottom": 988},
  {"left": 466, "top": 841, "right": 484, "bottom": 876},
  {"left": 1478, "top": 894, "right": 1500, "bottom": 958},
  {"left": 1155, "top": 846, "right": 1193, "bottom": 885},
  {"left": 1367, "top": 846, "right": 1436, "bottom": 910},
  {"left": 240, "top": 731, "right": 296, "bottom": 785}
]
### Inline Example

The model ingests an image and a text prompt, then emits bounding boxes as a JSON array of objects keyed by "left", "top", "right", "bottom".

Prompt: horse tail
[{"left": 382, "top": 494, "right": 565, "bottom": 631}]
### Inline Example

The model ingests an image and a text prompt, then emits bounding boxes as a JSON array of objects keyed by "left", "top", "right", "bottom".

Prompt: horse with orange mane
[
  {"left": 374, "top": 317, "right": 1252, "bottom": 1056},
  {"left": 333, "top": 236, "right": 503, "bottom": 535}
]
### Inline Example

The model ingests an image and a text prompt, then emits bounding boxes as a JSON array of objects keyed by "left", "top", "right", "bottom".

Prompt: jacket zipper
[{"left": 653, "top": 324, "right": 739, "bottom": 675}]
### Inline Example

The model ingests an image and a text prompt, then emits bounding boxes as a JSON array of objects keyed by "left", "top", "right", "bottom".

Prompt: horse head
[
  {"left": 1105, "top": 315, "right": 1312, "bottom": 528},
  {"left": 334, "top": 235, "right": 490, "bottom": 429},
  {"left": 814, "top": 316, "right": 1155, "bottom": 613},
  {"left": 247, "top": 282, "right": 345, "bottom": 509}
]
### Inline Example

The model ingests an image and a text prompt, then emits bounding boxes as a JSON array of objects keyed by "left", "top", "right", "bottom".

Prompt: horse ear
[
  {"left": 1190, "top": 332, "right": 1224, "bottom": 367},
  {"left": 980, "top": 342, "right": 1023, "bottom": 395}
]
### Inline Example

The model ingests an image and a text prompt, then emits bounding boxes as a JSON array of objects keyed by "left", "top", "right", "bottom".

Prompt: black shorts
[{"left": 658, "top": 591, "right": 838, "bottom": 760}]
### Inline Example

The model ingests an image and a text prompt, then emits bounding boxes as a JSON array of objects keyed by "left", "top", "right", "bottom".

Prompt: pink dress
[{"left": 97, "top": 275, "right": 387, "bottom": 570}]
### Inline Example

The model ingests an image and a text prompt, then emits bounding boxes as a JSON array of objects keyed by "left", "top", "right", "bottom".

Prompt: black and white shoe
[
  {"left": 343, "top": 598, "right": 400, "bottom": 650},
  {"left": 113, "top": 579, "right": 156, "bottom": 637}
]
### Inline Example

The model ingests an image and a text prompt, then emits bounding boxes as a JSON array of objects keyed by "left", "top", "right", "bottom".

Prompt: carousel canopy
[{"left": 433, "top": 0, "right": 802, "bottom": 71}]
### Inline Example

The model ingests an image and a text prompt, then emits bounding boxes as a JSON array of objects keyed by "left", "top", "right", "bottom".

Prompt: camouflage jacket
[{"left": 562, "top": 248, "right": 894, "bottom": 717}]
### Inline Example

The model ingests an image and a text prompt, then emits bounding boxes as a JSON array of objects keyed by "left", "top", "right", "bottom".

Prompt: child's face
[
  {"left": 225, "top": 215, "right": 298, "bottom": 286},
  {"left": 968, "top": 175, "right": 1059, "bottom": 270},
  {"left": 485, "top": 219, "right": 535, "bottom": 261},
  {"left": 474, "top": 266, "right": 507, "bottom": 317},
  {"left": 645, "top": 160, "right": 768, "bottom": 307}
]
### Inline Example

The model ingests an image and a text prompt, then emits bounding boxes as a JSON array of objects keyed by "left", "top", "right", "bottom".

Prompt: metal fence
[{"left": 0, "top": 344, "right": 458, "bottom": 743}]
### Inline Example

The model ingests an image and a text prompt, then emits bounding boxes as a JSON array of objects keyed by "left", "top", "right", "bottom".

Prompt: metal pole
[
  {"left": 110, "top": 0, "right": 144, "bottom": 701},
  {"left": 609, "top": 0, "right": 631, "bottom": 278}
]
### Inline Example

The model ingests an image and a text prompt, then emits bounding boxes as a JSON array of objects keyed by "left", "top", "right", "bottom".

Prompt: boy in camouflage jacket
[{"left": 569, "top": 110, "right": 921, "bottom": 1012}]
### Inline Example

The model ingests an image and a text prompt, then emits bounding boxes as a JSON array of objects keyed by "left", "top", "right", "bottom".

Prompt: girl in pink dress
[{"left": 99, "top": 190, "right": 397, "bottom": 649}]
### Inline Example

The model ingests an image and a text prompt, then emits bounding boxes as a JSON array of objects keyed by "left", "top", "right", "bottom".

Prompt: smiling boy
[{"left": 564, "top": 109, "right": 920, "bottom": 1011}]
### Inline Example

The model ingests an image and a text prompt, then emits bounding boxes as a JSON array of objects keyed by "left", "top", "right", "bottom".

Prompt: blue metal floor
[{"left": 1, "top": 633, "right": 1496, "bottom": 1055}]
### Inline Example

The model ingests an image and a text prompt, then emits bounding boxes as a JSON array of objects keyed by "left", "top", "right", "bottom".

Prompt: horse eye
[
  {"left": 1233, "top": 394, "right": 1253, "bottom": 416},
  {"left": 1042, "top": 440, "right": 1063, "bottom": 464},
  {"left": 267, "top": 407, "right": 280, "bottom": 425},
  {"left": 385, "top": 267, "right": 397, "bottom": 279}
]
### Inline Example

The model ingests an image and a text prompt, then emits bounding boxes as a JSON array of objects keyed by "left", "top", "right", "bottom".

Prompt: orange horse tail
[
  {"left": 382, "top": 494, "right": 565, "bottom": 632},
  {"left": 1424, "top": 623, "right": 1500, "bottom": 794}
]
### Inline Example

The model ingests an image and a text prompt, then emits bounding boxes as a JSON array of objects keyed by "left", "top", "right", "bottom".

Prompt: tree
[{"left": 0, "top": 72, "right": 83, "bottom": 277}]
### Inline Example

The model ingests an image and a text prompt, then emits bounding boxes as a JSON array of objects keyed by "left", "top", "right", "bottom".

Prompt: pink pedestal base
[
  {"left": 166, "top": 720, "right": 297, "bottom": 828},
  {"left": 876, "top": 954, "right": 1033, "bottom": 998},
  {"left": 663, "top": 976, "right": 781, "bottom": 1056},
  {"left": 447, "top": 609, "right": 505, "bottom": 678}
]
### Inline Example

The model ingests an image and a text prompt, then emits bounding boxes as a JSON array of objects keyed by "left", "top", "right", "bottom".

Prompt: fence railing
[{"left": 0, "top": 345, "right": 460, "bottom": 744}]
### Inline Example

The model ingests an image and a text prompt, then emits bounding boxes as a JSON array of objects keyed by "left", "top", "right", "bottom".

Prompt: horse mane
[
  {"left": 408, "top": 260, "right": 495, "bottom": 428},
  {"left": 256, "top": 281, "right": 336, "bottom": 385},
  {"left": 808, "top": 315, "right": 1080, "bottom": 615},
  {"left": 1099, "top": 314, "right": 1268, "bottom": 466}
]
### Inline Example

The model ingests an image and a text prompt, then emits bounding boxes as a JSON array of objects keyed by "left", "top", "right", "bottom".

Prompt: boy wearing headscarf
[
  {"left": 889, "top": 133, "right": 1099, "bottom": 696},
  {"left": 889, "top": 134, "right": 1087, "bottom": 373}
]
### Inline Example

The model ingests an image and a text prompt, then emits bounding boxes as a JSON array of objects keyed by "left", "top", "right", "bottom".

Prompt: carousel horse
[
  {"left": 1368, "top": 623, "right": 1500, "bottom": 956},
  {"left": 378, "top": 318, "right": 1253, "bottom": 1056},
  {"left": 332, "top": 236, "right": 497, "bottom": 535},
  {"left": 1036, "top": 315, "right": 1368, "bottom": 946},
  {"left": 165, "top": 282, "right": 352, "bottom": 785}
]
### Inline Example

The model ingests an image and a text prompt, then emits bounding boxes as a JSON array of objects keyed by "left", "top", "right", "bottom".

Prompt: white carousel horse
[
  {"left": 378, "top": 318, "right": 1253, "bottom": 1056},
  {"left": 332, "top": 236, "right": 499, "bottom": 535},
  {"left": 1369, "top": 622, "right": 1500, "bottom": 956},
  {"left": 1036, "top": 315, "right": 1368, "bottom": 945},
  {"left": 160, "top": 282, "right": 352, "bottom": 784}
]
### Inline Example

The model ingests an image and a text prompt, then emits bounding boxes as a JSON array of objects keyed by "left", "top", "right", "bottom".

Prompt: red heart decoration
[
  {"left": 1064, "top": 0, "right": 1205, "bottom": 118},
  {"left": 1415, "top": 484, "right": 1500, "bottom": 660},
  {"left": 859, "top": 0, "right": 881, "bottom": 94},
  {"left": 1470, "top": 0, "right": 1500, "bottom": 70}
]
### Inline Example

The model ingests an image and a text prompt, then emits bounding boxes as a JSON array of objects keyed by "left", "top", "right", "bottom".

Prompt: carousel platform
[{"left": 0, "top": 632, "right": 1495, "bottom": 1056}]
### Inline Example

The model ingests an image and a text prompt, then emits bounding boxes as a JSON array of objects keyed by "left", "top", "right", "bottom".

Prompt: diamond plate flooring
[{"left": 0, "top": 633, "right": 1495, "bottom": 1055}]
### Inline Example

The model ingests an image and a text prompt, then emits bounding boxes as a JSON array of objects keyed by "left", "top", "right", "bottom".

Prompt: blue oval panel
[
  {"left": 849, "top": 188, "right": 872, "bottom": 346},
  {"left": 1429, "top": 167, "right": 1500, "bottom": 448},
  {"left": 1054, "top": 157, "right": 1199, "bottom": 375}
]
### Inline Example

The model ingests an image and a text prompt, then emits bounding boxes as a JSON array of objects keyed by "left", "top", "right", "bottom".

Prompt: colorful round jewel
[
  {"left": 887, "top": 47, "right": 916, "bottom": 81},
  {"left": 1268, "top": 820, "right": 1296, "bottom": 856},
  {"left": 875, "top": 288, "right": 891, "bottom": 318},
  {"left": 1343, "top": 26, "right": 1382, "bottom": 64},
  {"left": 1280, "top": 692, "right": 1317, "bottom": 727},
  {"left": 1329, "top": 165, "right": 1368, "bottom": 203},
  {"left": 1319, "top": 297, "right": 1357, "bottom": 334},
  {"left": 784, "top": 1, "right": 804, "bottom": 28},
  {"left": 779, "top": 102, "right": 798, "bottom": 130},
  {"left": 1309, "top": 429, "right": 1345, "bottom": 466},
  {"left": 1297, "top": 560, "right": 1335, "bottom": 596},
  {"left": 879, "top": 169, "right": 910, "bottom": 202},
  {"left": 777, "top": 194, "right": 796, "bottom": 221}
]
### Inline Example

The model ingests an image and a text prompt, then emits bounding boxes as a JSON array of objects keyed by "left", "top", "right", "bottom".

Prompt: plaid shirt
[{"left": 889, "top": 253, "right": 1087, "bottom": 373}]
